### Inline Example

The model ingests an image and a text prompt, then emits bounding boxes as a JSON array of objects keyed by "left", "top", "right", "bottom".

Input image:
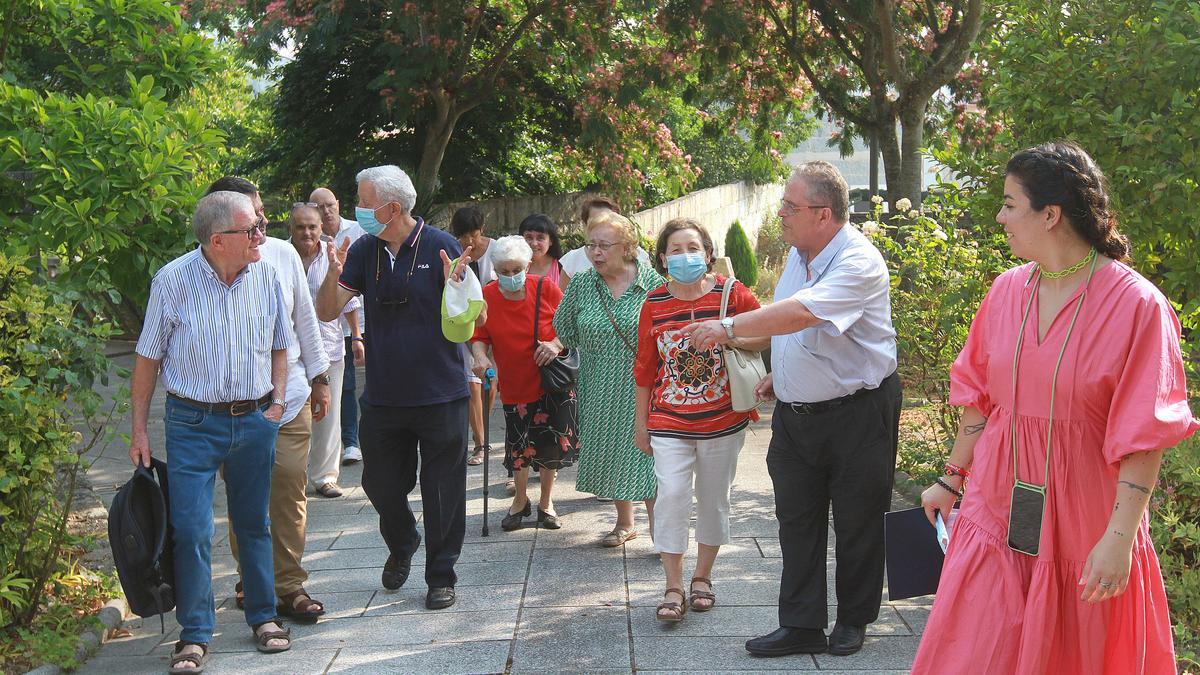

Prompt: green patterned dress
[{"left": 554, "top": 261, "right": 664, "bottom": 500}]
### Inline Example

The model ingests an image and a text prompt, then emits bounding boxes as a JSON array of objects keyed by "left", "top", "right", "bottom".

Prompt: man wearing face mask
[{"left": 315, "top": 165, "right": 485, "bottom": 611}]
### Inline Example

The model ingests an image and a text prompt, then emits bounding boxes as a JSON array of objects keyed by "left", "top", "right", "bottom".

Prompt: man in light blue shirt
[
  {"left": 685, "top": 162, "right": 900, "bottom": 659},
  {"left": 129, "top": 191, "right": 293, "bottom": 670}
]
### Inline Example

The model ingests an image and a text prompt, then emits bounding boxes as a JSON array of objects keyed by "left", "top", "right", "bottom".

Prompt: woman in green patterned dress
[{"left": 555, "top": 211, "right": 665, "bottom": 547}]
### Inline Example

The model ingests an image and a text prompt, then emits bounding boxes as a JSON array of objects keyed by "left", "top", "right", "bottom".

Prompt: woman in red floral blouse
[{"left": 634, "top": 218, "right": 769, "bottom": 622}]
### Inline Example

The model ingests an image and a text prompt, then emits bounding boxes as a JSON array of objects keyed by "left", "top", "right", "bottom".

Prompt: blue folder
[{"left": 884, "top": 506, "right": 946, "bottom": 601}]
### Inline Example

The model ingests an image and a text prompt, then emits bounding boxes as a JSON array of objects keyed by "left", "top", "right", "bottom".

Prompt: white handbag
[{"left": 719, "top": 278, "right": 767, "bottom": 412}]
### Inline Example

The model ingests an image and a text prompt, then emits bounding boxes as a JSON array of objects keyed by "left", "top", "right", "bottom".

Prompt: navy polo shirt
[{"left": 339, "top": 218, "right": 469, "bottom": 407}]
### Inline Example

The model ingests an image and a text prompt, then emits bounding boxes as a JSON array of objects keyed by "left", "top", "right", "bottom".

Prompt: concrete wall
[
  {"left": 427, "top": 180, "right": 784, "bottom": 255},
  {"left": 630, "top": 181, "right": 783, "bottom": 255}
]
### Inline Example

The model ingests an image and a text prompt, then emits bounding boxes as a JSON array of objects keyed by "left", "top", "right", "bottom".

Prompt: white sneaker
[{"left": 342, "top": 446, "right": 362, "bottom": 465}]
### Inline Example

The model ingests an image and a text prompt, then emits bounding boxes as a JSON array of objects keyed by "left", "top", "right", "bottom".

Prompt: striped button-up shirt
[{"left": 136, "top": 248, "right": 291, "bottom": 403}]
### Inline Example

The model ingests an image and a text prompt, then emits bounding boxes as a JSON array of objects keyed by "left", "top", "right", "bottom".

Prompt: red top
[
  {"left": 633, "top": 276, "right": 762, "bottom": 439},
  {"left": 472, "top": 275, "right": 562, "bottom": 405}
]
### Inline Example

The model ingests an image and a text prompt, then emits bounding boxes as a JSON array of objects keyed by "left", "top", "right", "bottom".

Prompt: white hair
[
  {"left": 193, "top": 191, "right": 253, "bottom": 244},
  {"left": 490, "top": 235, "right": 533, "bottom": 267},
  {"left": 355, "top": 165, "right": 417, "bottom": 214}
]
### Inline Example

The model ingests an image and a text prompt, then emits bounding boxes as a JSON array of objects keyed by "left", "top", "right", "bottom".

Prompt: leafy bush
[
  {"left": 864, "top": 190, "right": 1012, "bottom": 439},
  {"left": 0, "top": 254, "right": 117, "bottom": 634},
  {"left": 1151, "top": 434, "right": 1200, "bottom": 669},
  {"left": 725, "top": 219, "right": 758, "bottom": 287},
  {"left": 0, "top": 0, "right": 232, "bottom": 327}
]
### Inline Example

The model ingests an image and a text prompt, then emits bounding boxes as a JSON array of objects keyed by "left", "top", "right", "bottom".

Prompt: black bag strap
[
  {"left": 594, "top": 276, "right": 637, "bottom": 354},
  {"left": 534, "top": 276, "right": 544, "bottom": 346}
]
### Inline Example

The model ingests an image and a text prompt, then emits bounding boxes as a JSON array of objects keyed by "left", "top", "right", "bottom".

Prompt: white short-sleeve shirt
[{"left": 770, "top": 224, "right": 897, "bottom": 403}]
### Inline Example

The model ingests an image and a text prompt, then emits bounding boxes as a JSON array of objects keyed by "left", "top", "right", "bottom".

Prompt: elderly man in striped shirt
[{"left": 129, "top": 191, "right": 294, "bottom": 672}]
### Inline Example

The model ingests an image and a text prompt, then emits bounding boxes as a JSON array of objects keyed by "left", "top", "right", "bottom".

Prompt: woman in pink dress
[{"left": 912, "top": 141, "right": 1197, "bottom": 674}]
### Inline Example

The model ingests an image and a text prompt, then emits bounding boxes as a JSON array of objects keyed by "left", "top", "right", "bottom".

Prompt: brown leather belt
[{"left": 168, "top": 393, "right": 272, "bottom": 416}]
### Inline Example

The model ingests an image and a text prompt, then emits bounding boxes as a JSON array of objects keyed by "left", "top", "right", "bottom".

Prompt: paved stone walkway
[{"left": 80, "top": 350, "right": 930, "bottom": 673}]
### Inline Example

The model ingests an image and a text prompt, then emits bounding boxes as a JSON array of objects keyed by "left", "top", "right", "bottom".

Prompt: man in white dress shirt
[
  {"left": 311, "top": 186, "right": 367, "bottom": 465},
  {"left": 206, "top": 177, "right": 332, "bottom": 625},
  {"left": 684, "top": 162, "right": 900, "bottom": 658}
]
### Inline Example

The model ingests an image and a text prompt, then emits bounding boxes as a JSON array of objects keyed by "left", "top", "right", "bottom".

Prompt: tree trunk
[
  {"left": 413, "top": 93, "right": 464, "bottom": 213},
  {"left": 897, "top": 101, "right": 927, "bottom": 206},
  {"left": 869, "top": 129, "right": 880, "bottom": 198},
  {"left": 878, "top": 120, "right": 902, "bottom": 208}
]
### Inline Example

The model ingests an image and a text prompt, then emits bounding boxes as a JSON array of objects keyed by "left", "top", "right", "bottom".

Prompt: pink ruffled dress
[{"left": 911, "top": 261, "right": 1197, "bottom": 674}]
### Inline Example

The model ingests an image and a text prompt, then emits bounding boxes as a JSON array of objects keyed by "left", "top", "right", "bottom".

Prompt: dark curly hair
[{"left": 1005, "top": 141, "right": 1130, "bottom": 262}]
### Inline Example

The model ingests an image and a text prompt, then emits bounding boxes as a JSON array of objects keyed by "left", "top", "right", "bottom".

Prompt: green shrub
[
  {"left": 1151, "top": 435, "right": 1200, "bottom": 670},
  {"left": 725, "top": 219, "right": 758, "bottom": 287},
  {"left": 0, "top": 254, "right": 117, "bottom": 635}
]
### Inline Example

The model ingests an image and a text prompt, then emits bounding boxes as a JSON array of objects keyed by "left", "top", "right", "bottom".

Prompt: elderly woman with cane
[{"left": 471, "top": 236, "right": 578, "bottom": 531}]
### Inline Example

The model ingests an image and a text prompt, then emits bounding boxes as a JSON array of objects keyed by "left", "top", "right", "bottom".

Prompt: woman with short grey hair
[{"left": 470, "top": 236, "right": 578, "bottom": 531}]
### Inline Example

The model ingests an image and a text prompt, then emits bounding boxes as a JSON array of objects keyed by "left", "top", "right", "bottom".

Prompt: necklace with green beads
[{"left": 1038, "top": 247, "right": 1096, "bottom": 280}]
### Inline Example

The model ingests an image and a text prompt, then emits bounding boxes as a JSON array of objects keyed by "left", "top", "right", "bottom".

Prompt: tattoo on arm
[
  {"left": 1118, "top": 480, "right": 1151, "bottom": 496},
  {"left": 964, "top": 421, "right": 986, "bottom": 435},
  {"left": 1111, "top": 529, "right": 1126, "bottom": 538}
]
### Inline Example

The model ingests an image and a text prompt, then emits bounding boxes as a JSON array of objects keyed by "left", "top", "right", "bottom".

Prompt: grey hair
[
  {"left": 193, "top": 191, "right": 253, "bottom": 244},
  {"left": 790, "top": 161, "right": 850, "bottom": 223},
  {"left": 355, "top": 165, "right": 417, "bottom": 214},
  {"left": 490, "top": 235, "right": 533, "bottom": 268}
]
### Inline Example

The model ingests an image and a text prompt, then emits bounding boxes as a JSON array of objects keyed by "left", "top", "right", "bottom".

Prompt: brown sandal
[
  {"left": 251, "top": 620, "right": 291, "bottom": 653},
  {"left": 169, "top": 641, "right": 208, "bottom": 674},
  {"left": 689, "top": 576, "right": 716, "bottom": 612},
  {"left": 277, "top": 588, "right": 325, "bottom": 624},
  {"left": 656, "top": 588, "right": 687, "bottom": 622}
]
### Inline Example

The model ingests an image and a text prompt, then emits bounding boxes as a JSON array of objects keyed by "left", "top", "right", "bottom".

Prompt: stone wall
[
  {"left": 630, "top": 181, "right": 783, "bottom": 255},
  {"left": 428, "top": 181, "right": 784, "bottom": 254}
]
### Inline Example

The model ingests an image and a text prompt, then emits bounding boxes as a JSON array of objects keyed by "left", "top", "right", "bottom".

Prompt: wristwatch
[
  {"left": 720, "top": 316, "right": 736, "bottom": 340},
  {"left": 270, "top": 398, "right": 287, "bottom": 411},
  {"left": 312, "top": 373, "right": 331, "bottom": 386}
]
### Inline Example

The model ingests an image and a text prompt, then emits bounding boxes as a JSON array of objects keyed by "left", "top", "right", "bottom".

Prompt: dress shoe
[
  {"left": 502, "top": 500, "right": 531, "bottom": 531},
  {"left": 381, "top": 536, "right": 419, "bottom": 590},
  {"left": 827, "top": 622, "right": 865, "bottom": 656},
  {"left": 745, "top": 626, "right": 827, "bottom": 657},
  {"left": 426, "top": 586, "right": 456, "bottom": 610},
  {"left": 537, "top": 507, "right": 561, "bottom": 530}
]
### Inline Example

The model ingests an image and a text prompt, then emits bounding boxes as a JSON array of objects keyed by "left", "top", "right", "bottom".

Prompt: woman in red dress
[
  {"left": 470, "top": 235, "right": 578, "bottom": 532},
  {"left": 913, "top": 141, "right": 1197, "bottom": 673}
]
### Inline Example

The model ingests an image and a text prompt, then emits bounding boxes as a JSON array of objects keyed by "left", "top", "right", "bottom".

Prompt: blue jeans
[
  {"left": 341, "top": 337, "right": 359, "bottom": 448},
  {"left": 164, "top": 396, "right": 280, "bottom": 643}
]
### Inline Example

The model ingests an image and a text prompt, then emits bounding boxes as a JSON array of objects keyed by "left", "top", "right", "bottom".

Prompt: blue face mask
[
  {"left": 666, "top": 252, "right": 707, "bottom": 284},
  {"left": 355, "top": 204, "right": 392, "bottom": 236},
  {"left": 498, "top": 271, "right": 526, "bottom": 292}
]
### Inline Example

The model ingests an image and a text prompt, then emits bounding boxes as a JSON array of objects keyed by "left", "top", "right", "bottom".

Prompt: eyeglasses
[
  {"left": 218, "top": 217, "right": 268, "bottom": 239},
  {"left": 313, "top": 202, "right": 338, "bottom": 212},
  {"left": 779, "top": 201, "right": 830, "bottom": 216},
  {"left": 375, "top": 223, "right": 424, "bottom": 306},
  {"left": 292, "top": 201, "right": 319, "bottom": 209},
  {"left": 584, "top": 241, "right": 620, "bottom": 252}
]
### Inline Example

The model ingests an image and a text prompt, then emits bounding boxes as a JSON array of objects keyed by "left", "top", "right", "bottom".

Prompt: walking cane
[{"left": 481, "top": 368, "right": 496, "bottom": 537}]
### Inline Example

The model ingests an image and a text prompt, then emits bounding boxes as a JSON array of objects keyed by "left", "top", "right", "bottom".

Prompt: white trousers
[
  {"left": 651, "top": 430, "right": 745, "bottom": 555},
  {"left": 308, "top": 357, "right": 345, "bottom": 488}
]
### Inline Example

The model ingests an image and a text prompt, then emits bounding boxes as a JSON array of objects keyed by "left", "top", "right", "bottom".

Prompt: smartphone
[{"left": 1008, "top": 481, "right": 1046, "bottom": 556}]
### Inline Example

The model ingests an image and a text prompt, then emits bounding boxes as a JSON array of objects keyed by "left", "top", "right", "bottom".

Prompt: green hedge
[{"left": 725, "top": 219, "right": 758, "bottom": 287}]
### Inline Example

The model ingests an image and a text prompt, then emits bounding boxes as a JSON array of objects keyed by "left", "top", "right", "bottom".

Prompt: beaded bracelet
[
  {"left": 943, "top": 462, "right": 970, "bottom": 479},
  {"left": 935, "top": 477, "right": 963, "bottom": 499}
]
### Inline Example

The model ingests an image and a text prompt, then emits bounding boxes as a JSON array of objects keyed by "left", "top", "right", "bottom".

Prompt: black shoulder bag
[{"left": 534, "top": 277, "right": 579, "bottom": 394}]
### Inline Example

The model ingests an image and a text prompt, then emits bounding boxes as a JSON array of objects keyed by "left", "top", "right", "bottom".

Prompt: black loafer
[
  {"left": 502, "top": 501, "right": 531, "bottom": 531},
  {"left": 426, "top": 586, "right": 456, "bottom": 610},
  {"left": 382, "top": 536, "right": 419, "bottom": 590},
  {"left": 537, "top": 508, "right": 561, "bottom": 530},
  {"left": 745, "top": 626, "right": 827, "bottom": 657},
  {"left": 827, "top": 622, "right": 865, "bottom": 656}
]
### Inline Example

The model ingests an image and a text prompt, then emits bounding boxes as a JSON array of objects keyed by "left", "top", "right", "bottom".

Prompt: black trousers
[
  {"left": 359, "top": 397, "right": 468, "bottom": 588},
  {"left": 767, "top": 372, "right": 901, "bottom": 629}
]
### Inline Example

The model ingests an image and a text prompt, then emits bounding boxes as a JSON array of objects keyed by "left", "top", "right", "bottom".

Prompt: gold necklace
[{"left": 1039, "top": 248, "right": 1096, "bottom": 280}]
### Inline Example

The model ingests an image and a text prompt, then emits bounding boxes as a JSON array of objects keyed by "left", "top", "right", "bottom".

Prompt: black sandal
[
  {"left": 169, "top": 641, "right": 208, "bottom": 674},
  {"left": 277, "top": 589, "right": 325, "bottom": 624},
  {"left": 251, "top": 619, "right": 291, "bottom": 654},
  {"left": 234, "top": 581, "right": 244, "bottom": 610}
]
